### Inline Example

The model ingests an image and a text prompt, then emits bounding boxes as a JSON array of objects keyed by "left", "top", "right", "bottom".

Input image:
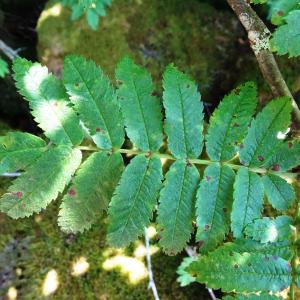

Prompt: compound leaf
[
  {"left": 196, "top": 163, "right": 235, "bottom": 253},
  {"left": 220, "top": 239, "right": 293, "bottom": 260},
  {"left": 107, "top": 154, "right": 163, "bottom": 247},
  {"left": 163, "top": 64, "right": 204, "bottom": 159},
  {"left": 157, "top": 160, "right": 200, "bottom": 254},
  {"left": 116, "top": 57, "right": 163, "bottom": 151},
  {"left": 0, "top": 132, "right": 46, "bottom": 174},
  {"left": 262, "top": 174, "right": 295, "bottom": 211},
  {"left": 0, "top": 57, "right": 8, "bottom": 78},
  {"left": 0, "top": 146, "right": 82, "bottom": 218},
  {"left": 263, "top": 140, "right": 300, "bottom": 171},
  {"left": 231, "top": 168, "right": 264, "bottom": 238},
  {"left": 240, "top": 98, "right": 292, "bottom": 167},
  {"left": 245, "top": 216, "right": 293, "bottom": 243},
  {"left": 206, "top": 82, "right": 257, "bottom": 161},
  {"left": 13, "top": 58, "right": 83, "bottom": 146},
  {"left": 58, "top": 152, "right": 124, "bottom": 233},
  {"left": 63, "top": 55, "right": 124, "bottom": 150},
  {"left": 187, "top": 247, "right": 292, "bottom": 292},
  {"left": 177, "top": 257, "right": 197, "bottom": 287},
  {"left": 270, "top": 10, "right": 300, "bottom": 57}
]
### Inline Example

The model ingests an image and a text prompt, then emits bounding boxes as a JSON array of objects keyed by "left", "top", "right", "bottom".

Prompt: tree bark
[{"left": 227, "top": 0, "right": 300, "bottom": 123}]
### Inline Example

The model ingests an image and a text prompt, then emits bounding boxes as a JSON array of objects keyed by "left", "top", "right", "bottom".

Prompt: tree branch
[
  {"left": 144, "top": 227, "right": 160, "bottom": 300},
  {"left": 226, "top": 0, "right": 300, "bottom": 123},
  {"left": 0, "top": 39, "right": 21, "bottom": 61},
  {"left": 185, "top": 246, "right": 217, "bottom": 300}
]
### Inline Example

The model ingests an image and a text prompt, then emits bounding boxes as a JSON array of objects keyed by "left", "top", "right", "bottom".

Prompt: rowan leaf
[
  {"left": 63, "top": 55, "right": 124, "bottom": 150},
  {"left": 0, "top": 132, "right": 46, "bottom": 174},
  {"left": 0, "top": 146, "right": 82, "bottom": 218},
  {"left": 58, "top": 152, "right": 124, "bottom": 233},
  {"left": 206, "top": 82, "right": 257, "bottom": 161},
  {"left": 270, "top": 10, "right": 300, "bottom": 57},
  {"left": 244, "top": 216, "right": 293, "bottom": 243},
  {"left": 196, "top": 163, "right": 235, "bottom": 253},
  {"left": 220, "top": 239, "right": 293, "bottom": 260},
  {"left": 262, "top": 174, "right": 295, "bottom": 211},
  {"left": 107, "top": 154, "right": 163, "bottom": 247},
  {"left": 157, "top": 160, "right": 200, "bottom": 254},
  {"left": 13, "top": 58, "right": 84, "bottom": 146},
  {"left": 263, "top": 140, "right": 300, "bottom": 171},
  {"left": 239, "top": 98, "right": 292, "bottom": 167},
  {"left": 187, "top": 247, "right": 292, "bottom": 292},
  {"left": 231, "top": 168, "right": 264, "bottom": 238},
  {"left": 177, "top": 257, "right": 197, "bottom": 287},
  {"left": 116, "top": 57, "right": 163, "bottom": 151},
  {"left": 163, "top": 64, "right": 204, "bottom": 159},
  {"left": 0, "top": 57, "right": 8, "bottom": 78}
]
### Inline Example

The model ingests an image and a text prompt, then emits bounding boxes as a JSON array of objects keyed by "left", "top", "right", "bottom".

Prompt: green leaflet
[
  {"left": 223, "top": 294, "right": 283, "bottom": 299},
  {"left": 177, "top": 257, "right": 197, "bottom": 287},
  {"left": 196, "top": 163, "right": 235, "bottom": 253},
  {"left": 244, "top": 216, "right": 293, "bottom": 243},
  {"left": 0, "top": 146, "right": 81, "bottom": 218},
  {"left": 206, "top": 82, "right": 257, "bottom": 161},
  {"left": 0, "top": 57, "right": 8, "bottom": 78},
  {"left": 262, "top": 174, "right": 295, "bottom": 211},
  {"left": 263, "top": 140, "right": 300, "bottom": 171},
  {"left": 251, "top": 0, "right": 267, "bottom": 4},
  {"left": 58, "top": 152, "right": 124, "bottom": 233},
  {"left": 220, "top": 239, "right": 293, "bottom": 260},
  {"left": 107, "top": 154, "right": 163, "bottom": 247},
  {"left": 157, "top": 160, "right": 200, "bottom": 254},
  {"left": 239, "top": 98, "right": 292, "bottom": 167},
  {"left": 231, "top": 168, "right": 264, "bottom": 238},
  {"left": 0, "top": 132, "right": 46, "bottom": 174},
  {"left": 187, "top": 247, "right": 292, "bottom": 292},
  {"left": 270, "top": 10, "right": 300, "bottom": 57},
  {"left": 63, "top": 55, "right": 124, "bottom": 150},
  {"left": 163, "top": 64, "right": 204, "bottom": 159},
  {"left": 116, "top": 57, "right": 163, "bottom": 152},
  {"left": 62, "top": 0, "right": 112, "bottom": 30},
  {"left": 13, "top": 58, "right": 84, "bottom": 146},
  {"left": 268, "top": 0, "right": 300, "bottom": 25}
]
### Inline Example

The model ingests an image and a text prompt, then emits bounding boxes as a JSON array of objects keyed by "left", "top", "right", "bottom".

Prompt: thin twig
[
  {"left": 185, "top": 246, "right": 217, "bottom": 300},
  {"left": 0, "top": 40, "right": 20, "bottom": 60},
  {"left": 1, "top": 172, "right": 22, "bottom": 177},
  {"left": 226, "top": 0, "right": 300, "bottom": 123},
  {"left": 144, "top": 227, "right": 160, "bottom": 300}
]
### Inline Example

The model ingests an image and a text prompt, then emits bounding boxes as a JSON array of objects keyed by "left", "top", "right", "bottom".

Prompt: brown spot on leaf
[
  {"left": 13, "top": 191, "right": 23, "bottom": 198},
  {"left": 288, "top": 142, "right": 293, "bottom": 148},
  {"left": 151, "top": 91, "right": 158, "bottom": 97},
  {"left": 223, "top": 207, "right": 228, "bottom": 213},
  {"left": 206, "top": 176, "right": 211, "bottom": 181},
  {"left": 264, "top": 256, "right": 269, "bottom": 261},
  {"left": 96, "top": 128, "right": 101, "bottom": 132},
  {"left": 204, "top": 224, "right": 210, "bottom": 231},
  {"left": 68, "top": 188, "right": 76, "bottom": 196},
  {"left": 258, "top": 155, "right": 264, "bottom": 161},
  {"left": 235, "top": 88, "right": 241, "bottom": 95},
  {"left": 277, "top": 10, "right": 284, "bottom": 16},
  {"left": 272, "top": 164, "right": 280, "bottom": 171}
]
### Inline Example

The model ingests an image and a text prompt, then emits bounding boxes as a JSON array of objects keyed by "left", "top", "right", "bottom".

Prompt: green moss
[
  {"left": 37, "top": 0, "right": 239, "bottom": 101},
  {"left": 0, "top": 202, "right": 208, "bottom": 299}
]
